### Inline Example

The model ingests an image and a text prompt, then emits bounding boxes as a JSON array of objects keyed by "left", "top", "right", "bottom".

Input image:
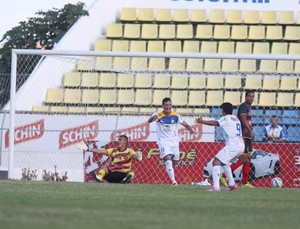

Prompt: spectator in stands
[
  {"left": 148, "top": 97, "right": 195, "bottom": 187},
  {"left": 195, "top": 102, "right": 244, "bottom": 192},
  {"left": 262, "top": 115, "right": 285, "bottom": 143},
  {"left": 89, "top": 135, "right": 142, "bottom": 183}
]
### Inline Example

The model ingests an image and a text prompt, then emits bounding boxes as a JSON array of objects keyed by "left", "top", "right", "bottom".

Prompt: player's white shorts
[
  {"left": 215, "top": 144, "right": 245, "bottom": 165},
  {"left": 158, "top": 141, "right": 180, "bottom": 161}
]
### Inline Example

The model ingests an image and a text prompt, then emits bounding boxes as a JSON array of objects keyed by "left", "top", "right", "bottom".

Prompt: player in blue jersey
[{"left": 148, "top": 97, "right": 195, "bottom": 186}]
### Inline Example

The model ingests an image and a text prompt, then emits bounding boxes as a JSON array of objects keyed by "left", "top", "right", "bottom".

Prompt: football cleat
[
  {"left": 241, "top": 182, "right": 255, "bottom": 188},
  {"left": 219, "top": 176, "right": 228, "bottom": 187},
  {"left": 172, "top": 183, "right": 178, "bottom": 187},
  {"left": 121, "top": 174, "right": 132, "bottom": 184},
  {"left": 92, "top": 172, "right": 103, "bottom": 183},
  {"left": 207, "top": 186, "right": 220, "bottom": 192},
  {"left": 225, "top": 184, "right": 238, "bottom": 191}
]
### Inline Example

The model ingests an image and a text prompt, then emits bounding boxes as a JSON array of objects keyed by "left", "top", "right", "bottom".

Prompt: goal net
[{"left": 1, "top": 49, "right": 300, "bottom": 188}]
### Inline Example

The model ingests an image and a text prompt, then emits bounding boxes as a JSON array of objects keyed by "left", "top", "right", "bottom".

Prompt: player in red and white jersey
[
  {"left": 88, "top": 135, "right": 142, "bottom": 183},
  {"left": 148, "top": 97, "right": 195, "bottom": 187},
  {"left": 195, "top": 102, "right": 245, "bottom": 192}
]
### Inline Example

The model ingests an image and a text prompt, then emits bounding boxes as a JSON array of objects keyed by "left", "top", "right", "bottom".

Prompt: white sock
[
  {"left": 165, "top": 160, "right": 176, "bottom": 184},
  {"left": 223, "top": 164, "right": 235, "bottom": 187},
  {"left": 212, "top": 166, "right": 220, "bottom": 190}
]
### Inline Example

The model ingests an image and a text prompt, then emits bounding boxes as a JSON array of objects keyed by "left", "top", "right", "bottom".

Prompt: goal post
[{"left": 2, "top": 48, "right": 300, "bottom": 187}]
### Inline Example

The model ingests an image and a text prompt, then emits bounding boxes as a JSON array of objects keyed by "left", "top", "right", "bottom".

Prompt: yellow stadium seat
[
  {"left": 68, "top": 107, "right": 85, "bottom": 113},
  {"left": 106, "top": 24, "right": 123, "bottom": 38},
  {"left": 171, "top": 75, "right": 188, "bottom": 89},
  {"left": 135, "top": 74, "right": 152, "bottom": 88},
  {"left": 253, "top": 42, "right": 270, "bottom": 54},
  {"left": 235, "top": 42, "right": 252, "bottom": 54},
  {"left": 204, "top": 59, "right": 221, "bottom": 72},
  {"left": 194, "top": 108, "right": 210, "bottom": 116},
  {"left": 213, "top": 25, "right": 230, "bottom": 40},
  {"left": 206, "top": 91, "right": 223, "bottom": 106},
  {"left": 280, "top": 76, "right": 297, "bottom": 90},
  {"left": 279, "top": 11, "right": 295, "bottom": 25},
  {"left": 191, "top": 9, "right": 206, "bottom": 23},
  {"left": 130, "top": 40, "right": 146, "bottom": 52},
  {"left": 86, "top": 107, "right": 103, "bottom": 113},
  {"left": 168, "top": 58, "right": 185, "bottom": 71},
  {"left": 294, "top": 94, "right": 300, "bottom": 107},
  {"left": 64, "top": 89, "right": 81, "bottom": 104},
  {"left": 277, "top": 60, "right": 294, "bottom": 73},
  {"left": 189, "top": 75, "right": 206, "bottom": 89},
  {"left": 227, "top": 10, "right": 243, "bottom": 24},
  {"left": 113, "top": 57, "right": 130, "bottom": 71},
  {"left": 258, "top": 92, "right": 276, "bottom": 106},
  {"left": 77, "top": 57, "right": 94, "bottom": 71},
  {"left": 32, "top": 105, "right": 49, "bottom": 112},
  {"left": 186, "top": 59, "right": 204, "bottom": 72},
  {"left": 209, "top": 9, "right": 225, "bottom": 23},
  {"left": 297, "top": 11, "right": 300, "bottom": 25},
  {"left": 104, "top": 107, "right": 121, "bottom": 113},
  {"left": 174, "top": 108, "right": 193, "bottom": 115},
  {"left": 261, "top": 11, "right": 277, "bottom": 24},
  {"left": 244, "top": 75, "right": 262, "bottom": 89},
  {"left": 284, "top": 26, "right": 300, "bottom": 41},
  {"left": 207, "top": 75, "right": 223, "bottom": 89},
  {"left": 50, "top": 106, "right": 68, "bottom": 113},
  {"left": 294, "top": 61, "right": 300, "bottom": 72},
  {"left": 95, "top": 57, "right": 112, "bottom": 71},
  {"left": 224, "top": 76, "right": 241, "bottom": 89},
  {"left": 266, "top": 26, "right": 283, "bottom": 40},
  {"left": 118, "top": 90, "right": 134, "bottom": 105},
  {"left": 140, "top": 107, "right": 157, "bottom": 114},
  {"left": 271, "top": 42, "right": 288, "bottom": 54},
  {"left": 171, "top": 90, "right": 188, "bottom": 106},
  {"left": 262, "top": 76, "right": 280, "bottom": 90},
  {"left": 81, "top": 89, "right": 99, "bottom": 104},
  {"left": 259, "top": 60, "right": 277, "bottom": 72},
  {"left": 189, "top": 91, "right": 206, "bottom": 106},
  {"left": 177, "top": 24, "right": 193, "bottom": 40},
  {"left": 156, "top": 9, "right": 172, "bottom": 23},
  {"left": 244, "top": 10, "right": 260, "bottom": 24},
  {"left": 141, "top": 24, "right": 158, "bottom": 39},
  {"left": 277, "top": 93, "right": 294, "bottom": 107},
  {"left": 94, "top": 39, "right": 111, "bottom": 51},
  {"left": 195, "top": 24, "right": 213, "bottom": 40},
  {"left": 147, "top": 40, "right": 164, "bottom": 52},
  {"left": 45, "top": 88, "right": 64, "bottom": 104},
  {"left": 99, "top": 90, "right": 116, "bottom": 104},
  {"left": 153, "top": 74, "right": 171, "bottom": 88},
  {"left": 135, "top": 89, "right": 152, "bottom": 105},
  {"left": 201, "top": 41, "right": 217, "bottom": 53},
  {"left": 122, "top": 107, "right": 139, "bottom": 113},
  {"left": 152, "top": 90, "right": 170, "bottom": 105},
  {"left": 99, "top": 73, "right": 116, "bottom": 88},
  {"left": 183, "top": 41, "right": 200, "bottom": 53},
  {"left": 131, "top": 58, "right": 148, "bottom": 71},
  {"left": 239, "top": 60, "right": 256, "bottom": 72},
  {"left": 222, "top": 59, "right": 239, "bottom": 72},
  {"left": 117, "top": 73, "right": 134, "bottom": 88},
  {"left": 123, "top": 24, "right": 141, "bottom": 39},
  {"left": 248, "top": 25, "right": 265, "bottom": 40},
  {"left": 159, "top": 24, "right": 176, "bottom": 39},
  {"left": 289, "top": 43, "right": 300, "bottom": 55},
  {"left": 120, "top": 8, "right": 136, "bottom": 22},
  {"left": 224, "top": 91, "right": 241, "bottom": 106},
  {"left": 173, "top": 9, "right": 189, "bottom": 23},
  {"left": 63, "top": 72, "right": 81, "bottom": 88},
  {"left": 148, "top": 58, "right": 165, "bottom": 71},
  {"left": 218, "top": 41, "right": 235, "bottom": 54},
  {"left": 165, "top": 41, "right": 182, "bottom": 52},
  {"left": 112, "top": 40, "right": 129, "bottom": 51},
  {"left": 231, "top": 25, "right": 248, "bottom": 40},
  {"left": 81, "top": 73, "right": 98, "bottom": 88},
  {"left": 138, "top": 8, "right": 154, "bottom": 22}
]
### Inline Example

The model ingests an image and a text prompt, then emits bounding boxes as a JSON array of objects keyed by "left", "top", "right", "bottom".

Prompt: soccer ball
[{"left": 271, "top": 177, "right": 283, "bottom": 188}]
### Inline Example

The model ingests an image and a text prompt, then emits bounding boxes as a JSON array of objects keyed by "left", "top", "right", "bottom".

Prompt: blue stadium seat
[
  {"left": 251, "top": 110, "right": 264, "bottom": 125},
  {"left": 287, "top": 126, "right": 300, "bottom": 142},
  {"left": 216, "top": 126, "right": 225, "bottom": 142},
  {"left": 252, "top": 125, "right": 265, "bottom": 142},
  {"left": 211, "top": 108, "right": 222, "bottom": 119},
  {"left": 282, "top": 110, "right": 299, "bottom": 125}
]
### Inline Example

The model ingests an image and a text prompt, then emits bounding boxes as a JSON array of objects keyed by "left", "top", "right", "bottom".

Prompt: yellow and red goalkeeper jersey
[{"left": 107, "top": 148, "right": 137, "bottom": 173}]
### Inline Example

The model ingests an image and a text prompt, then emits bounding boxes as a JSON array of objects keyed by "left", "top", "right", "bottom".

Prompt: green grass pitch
[{"left": 0, "top": 180, "right": 299, "bottom": 229}]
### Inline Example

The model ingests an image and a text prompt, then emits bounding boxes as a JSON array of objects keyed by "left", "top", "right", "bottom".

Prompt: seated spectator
[{"left": 262, "top": 115, "right": 285, "bottom": 143}]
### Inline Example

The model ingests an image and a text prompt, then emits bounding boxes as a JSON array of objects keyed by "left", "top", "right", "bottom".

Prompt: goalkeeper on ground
[{"left": 87, "top": 135, "right": 142, "bottom": 183}]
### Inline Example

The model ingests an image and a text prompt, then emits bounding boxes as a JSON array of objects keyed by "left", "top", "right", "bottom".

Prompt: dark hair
[
  {"left": 245, "top": 90, "right": 255, "bottom": 98},
  {"left": 162, "top": 97, "right": 171, "bottom": 105},
  {"left": 221, "top": 102, "right": 233, "bottom": 115},
  {"left": 271, "top": 115, "right": 278, "bottom": 118},
  {"left": 119, "top": 135, "right": 128, "bottom": 142}
]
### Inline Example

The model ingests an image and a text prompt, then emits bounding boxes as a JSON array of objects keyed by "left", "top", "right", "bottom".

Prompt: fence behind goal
[{"left": 1, "top": 49, "right": 300, "bottom": 187}]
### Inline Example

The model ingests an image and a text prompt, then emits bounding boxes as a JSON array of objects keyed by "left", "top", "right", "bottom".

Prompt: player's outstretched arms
[
  {"left": 195, "top": 116, "right": 218, "bottom": 126},
  {"left": 148, "top": 115, "right": 158, "bottom": 123},
  {"left": 89, "top": 147, "right": 108, "bottom": 155}
]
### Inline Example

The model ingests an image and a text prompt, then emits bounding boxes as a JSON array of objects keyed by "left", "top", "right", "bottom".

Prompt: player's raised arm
[
  {"left": 148, "top": 114, "right": 158, "bottom": 123},
  {"left": 88, "top": 147, "right": 108, "bottom": 155},
  {"left": 195, "top": 116, "right": 219, "bottom": 126},
  {"left": 181, "top": 121, "right": 196, "bottom": 134}
]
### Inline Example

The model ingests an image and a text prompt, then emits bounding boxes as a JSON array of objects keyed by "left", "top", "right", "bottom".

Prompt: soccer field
[{"left": 0, "top": 180, "right": 299, "bottom": 229}]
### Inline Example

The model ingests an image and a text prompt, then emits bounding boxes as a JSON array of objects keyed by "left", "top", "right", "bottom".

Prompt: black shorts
[
  {"left": 105, "top": 171, "right": 127, "bottom": 183},
  {"left": 243, "top": 138, "right": 252, "bottom": 153}
]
